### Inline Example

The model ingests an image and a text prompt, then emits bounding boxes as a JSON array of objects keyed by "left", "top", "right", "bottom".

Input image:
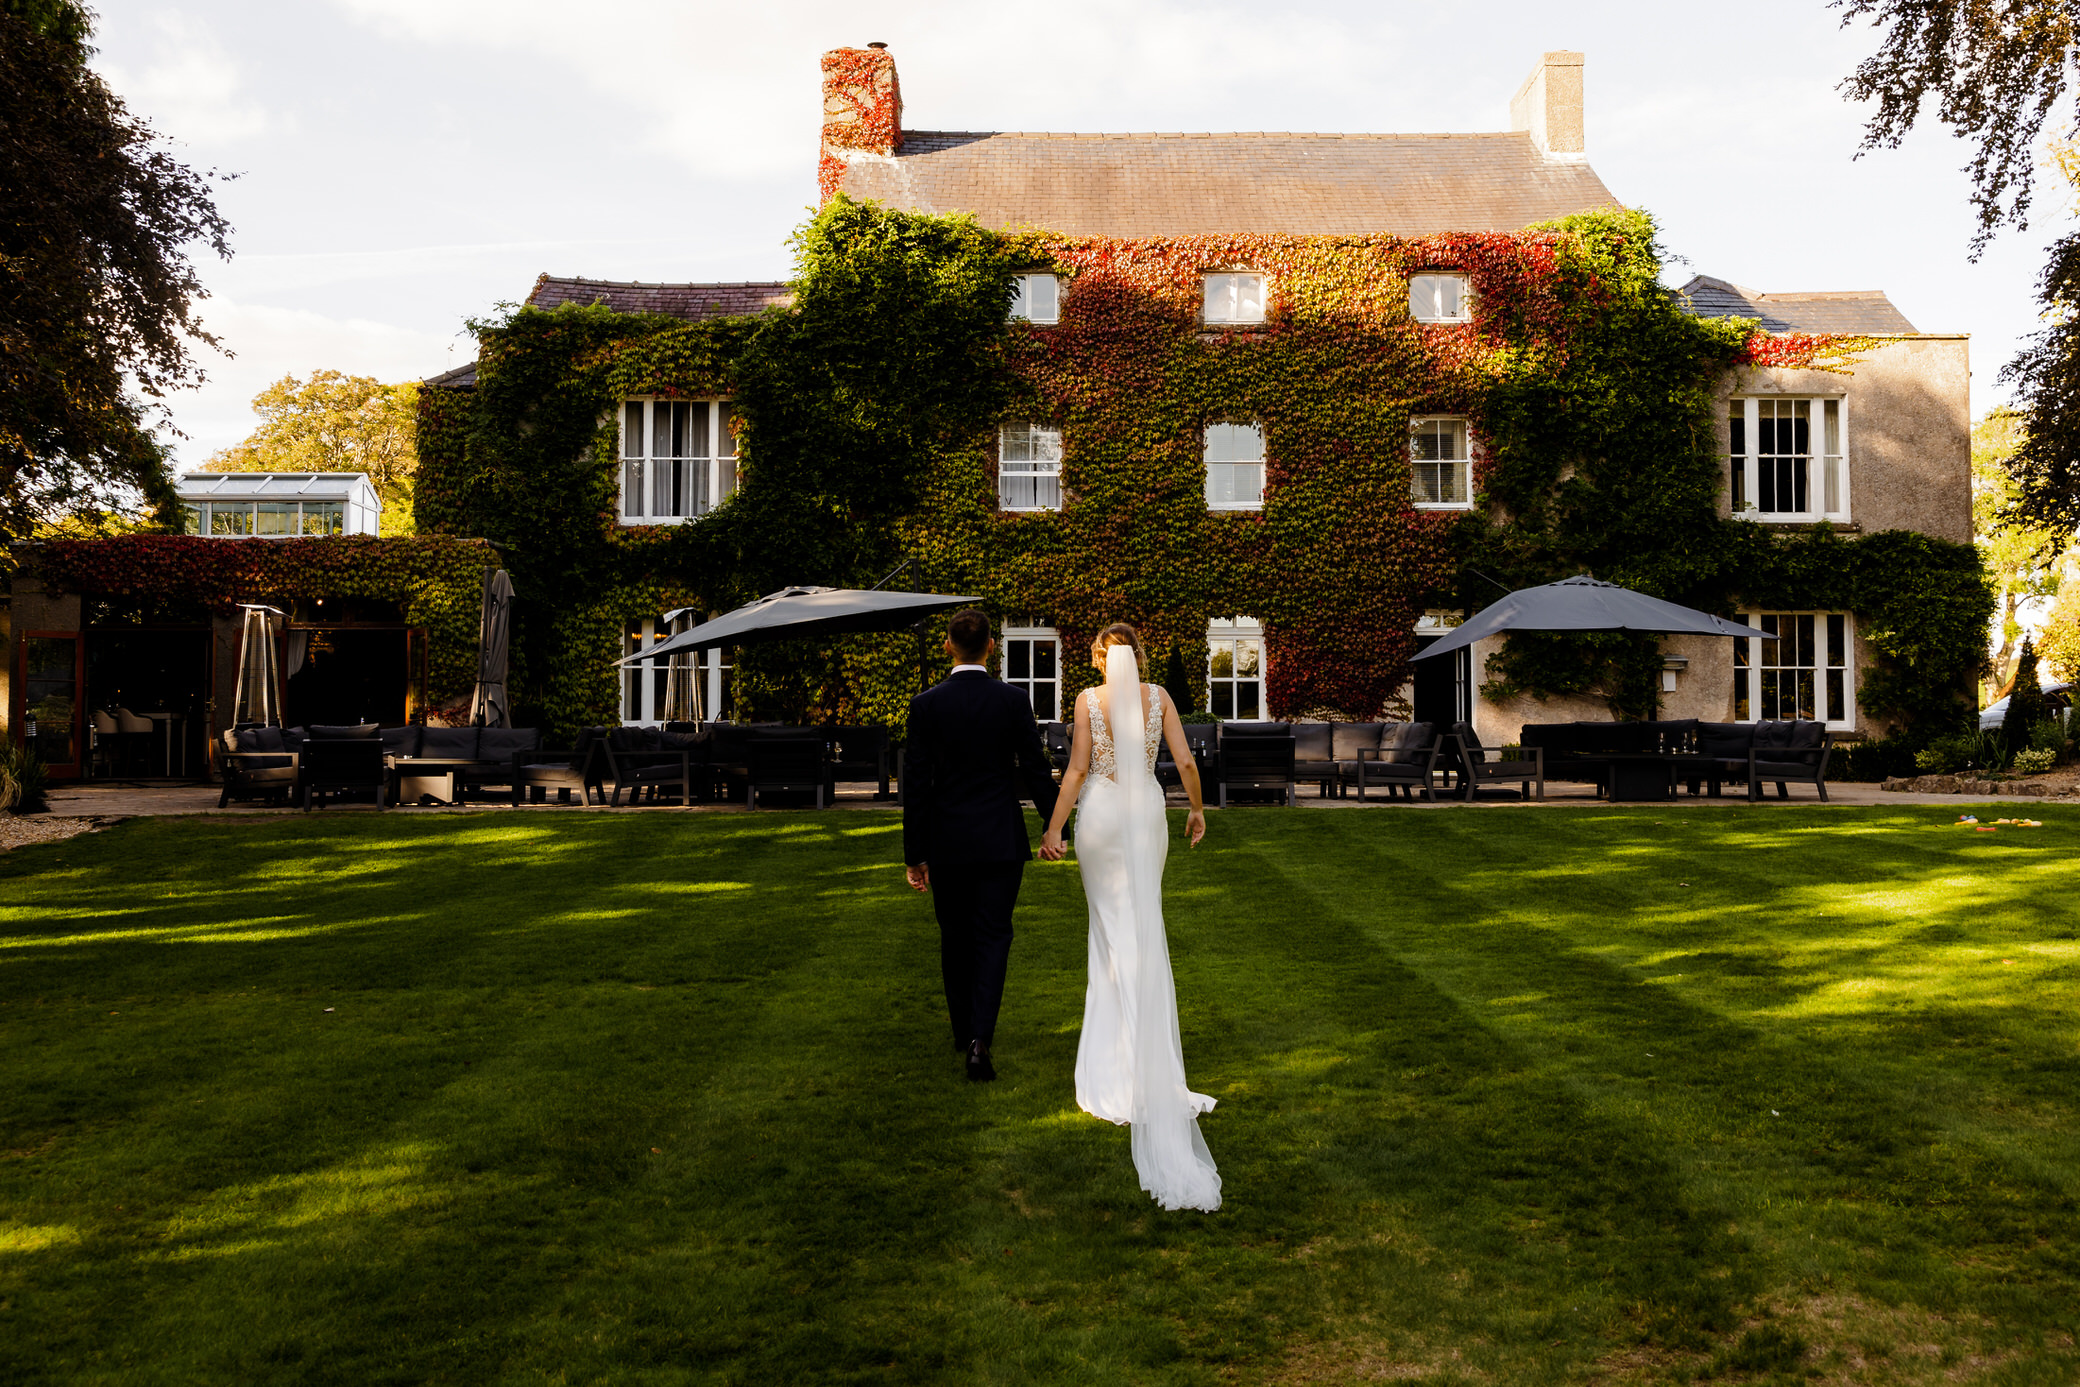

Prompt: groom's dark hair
[{"left": 947, "top": 608, "right": 992, "bottom": 662}]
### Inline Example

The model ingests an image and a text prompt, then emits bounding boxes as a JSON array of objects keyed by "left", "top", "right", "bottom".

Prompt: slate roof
[
  {"left": 524, "top": 276, "right": 795, "bottom": 318},
  {"left": 1676, "top": 275, "right": 1918, "bottom": 334},
  {"left": 831, "top": 131, "right": 1620, "bottom": 237},
  {"left": 422, "top": 361, "right": 478, "bottom": 389}
]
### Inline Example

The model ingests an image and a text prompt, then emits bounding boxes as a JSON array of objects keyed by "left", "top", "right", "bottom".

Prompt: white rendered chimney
[{"left": 1510, "top": 51, "right": 1586, "bottom": 161}]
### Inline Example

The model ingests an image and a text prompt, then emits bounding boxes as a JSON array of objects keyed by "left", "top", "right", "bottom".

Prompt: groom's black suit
[{"left": 903, "top": 668, "right": 1062, "bottom": 1049}]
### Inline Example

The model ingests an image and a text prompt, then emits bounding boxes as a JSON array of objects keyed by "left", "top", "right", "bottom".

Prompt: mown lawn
[{"left": 2, "top": 805, "right": 2078, "bottom": 1385}]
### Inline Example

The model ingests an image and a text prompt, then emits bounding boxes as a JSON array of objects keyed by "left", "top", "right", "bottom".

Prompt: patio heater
[
  {"left": 660, "top": 608, "right": 701, "bottom": 724},
  {"left": 232, "top": 604, "right": 287, "bottom": 728}
]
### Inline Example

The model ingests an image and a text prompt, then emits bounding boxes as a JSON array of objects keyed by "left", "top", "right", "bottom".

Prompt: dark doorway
[
  {"left": 85, "top": 629, "right": 210, "bottom": 778},
  {"left": 1412, "top": 636, "right": 1471, "bottom": 728},
  {"left": 287, "top": 629, "right": 409, "bottom": 728}
]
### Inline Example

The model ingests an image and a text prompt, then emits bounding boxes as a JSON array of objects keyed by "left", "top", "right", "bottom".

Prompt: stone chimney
[
  {"left": 1510, "top": 51, "right": 1586, "bottom": 161},
  {"left": 820, "top": 44, "right": 903, "bottom": 200}
]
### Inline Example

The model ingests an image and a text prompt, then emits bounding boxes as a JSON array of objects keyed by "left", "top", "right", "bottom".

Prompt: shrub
[
  {"left": 2014, "top": 746, "right": 2058, "bottom": 774},
  {"left": 1838, "top": 735, "right": 1918, "bottom": 781},
  {"left": 0, "top": 740, "right": 49, "bottom": 814},
  {"left": 1916, "top": 728, "right": 2007, "bottom": 776}
]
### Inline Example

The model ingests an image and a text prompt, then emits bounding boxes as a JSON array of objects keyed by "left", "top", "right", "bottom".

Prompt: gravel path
[{"left": 0, "top": 815, "right": 114, "bottom": 851}]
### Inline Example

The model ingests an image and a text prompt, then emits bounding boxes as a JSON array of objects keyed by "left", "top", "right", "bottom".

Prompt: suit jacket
[{"left": 903, "top": 669, "right": 1061, "bottom": 868}]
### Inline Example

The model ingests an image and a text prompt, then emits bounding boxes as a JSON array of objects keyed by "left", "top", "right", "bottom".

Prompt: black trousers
[{"left": 930, "top": 860, "right": 1024, "bottom": 1048}]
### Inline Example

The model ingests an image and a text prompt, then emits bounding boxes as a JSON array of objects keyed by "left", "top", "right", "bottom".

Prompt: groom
[{"left": 903, "top": 608, "right": 1062, "bottom": 1082}]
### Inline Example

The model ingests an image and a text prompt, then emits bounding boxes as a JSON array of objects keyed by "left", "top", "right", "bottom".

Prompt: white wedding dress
[{"left": 1073, "top": 646, "right": 1221, "bottom": 1212}]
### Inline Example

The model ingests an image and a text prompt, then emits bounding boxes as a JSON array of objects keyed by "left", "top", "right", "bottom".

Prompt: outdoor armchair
[
  {"left": 600, "top": 726, "right": 704, "bottom": 807},
  {"left": 747, "top": 727, "right": 828, "bottom": 808},
  {"left": 1340, "top": 722, "right": 1441, "bottom": 801},
  {"left": 1449, "top": 721, "right": 1545, "bottom": 802},
  {"left": 217, "top": 724, "right": 300, "bottom": 808},
  {"left": 300, "top": 733, "right": 388, "bottom": 812},
  {"left": 511, "top": 727, "right": 606, "bottom": 806},
  {"left": 1157, "top": 722, "right": 1218, "bottom": 795},
  {"left": 1215, "top": 725, "right": 1296, "bottom": 807},
  {"left": 1743, "top": 720, "right": 1831, "bottom": 801},
  {"left": 826, "top": 725, "right": 892, "bottom": 799}
]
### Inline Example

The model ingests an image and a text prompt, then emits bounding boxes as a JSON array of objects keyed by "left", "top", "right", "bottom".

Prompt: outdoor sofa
[
  {"left": 1518, "top": 718, "right": 1831, "bottom": 801},
  {"left": 384, "top": 724, "right": 543, "bottom": 804}
]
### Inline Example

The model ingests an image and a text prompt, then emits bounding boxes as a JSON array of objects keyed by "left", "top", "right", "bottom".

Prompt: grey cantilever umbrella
[
  {"left": 1412, "top": 576, "right": 1763, "bottom": 661},
  {"left": 615, "top": 585, "right": 979, "bottom": 680}
]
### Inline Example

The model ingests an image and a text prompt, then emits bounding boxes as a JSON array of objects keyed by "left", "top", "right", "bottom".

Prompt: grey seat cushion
[
  {"left": 1292, "top": 721, "right": 1334, "bottom": 762},
  {"left": 478, "top": 728, "right": 540, "bottom": 760},
  {"left": 1382, "top": 721, "right": 1435, "bottom": 764},
  {"left": 1331, "top": 722, "right": 1385, "bottom": 760},
  {"left": 419, "top": 726, "right": 480, "bottom": 758},
  {"left": 1221, "top": 721, "right": 1290, "bottom": 737},
  {"left": 235, "top": 726, "right": 287, "bottom": 753},
  {"left": 1695, "top": 722, "right": 1753, "bottom": 761},
  {"left": 380, "top": 725, "right": 422, "bottom": 758},
  {"left": 307, "top": 723, "right": 379, "bottom": 740}
]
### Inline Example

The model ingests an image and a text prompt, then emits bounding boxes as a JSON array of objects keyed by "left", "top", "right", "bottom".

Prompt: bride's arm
[
  {"left": 1157, "top": 689, "right": 1207, "bottom": 846},
  {"left": 1039, "top": 691, "right": 1092, "bottom": 859}
]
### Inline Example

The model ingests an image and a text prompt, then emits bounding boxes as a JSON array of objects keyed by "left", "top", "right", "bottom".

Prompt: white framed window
[
  {"left": 1205, "top": 423, "right": 1265, "bottom": 509},
  {"left": 1207, "top": 617, "right": 1267, "bottom": 720},
  {"left": 619, "top": 398, "right": 737, "bottom": 525},
  {"left": 1728, "top": 397, "right": 1848, "bottom": 521},
  {"left": 1001, "top": 625, "right": 1062, "bottom": 721},
  {"left": 1202, "top": 272, "right": 1266, "bottom": 324},
  {"left": 1410, "top": 416, "right": 1471, "bottom": 508},
  {"left": 1010, "top": 273, "right": 1059, "bottom": 324},
  {"left": 183, "top": 500, "right": 350, "bottom": 536},
  {"left": 1735, "top": 611, "right": 1854, "bottom": 729},
  {"left": 1410, "top": 273, "right": 1471, "bottom": 323},
  {"left": 998, "top": 424, "right": 1063, "bottom": 511}
]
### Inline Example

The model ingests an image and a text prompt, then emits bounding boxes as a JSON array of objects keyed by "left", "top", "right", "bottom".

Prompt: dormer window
[
  {"left": 1010, "top": 273, "right": 1059, "bottom": 324},
  {"left": 1202, "top": 272, "right": 1266, "bottom": 324},
  {"left": 1410, "top": 273, "right": 1471, "bottom": 324}
]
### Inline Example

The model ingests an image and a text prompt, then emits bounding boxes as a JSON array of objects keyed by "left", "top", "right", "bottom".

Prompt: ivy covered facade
[{"left": 409, "top": 47, "right": 1987, "bottom": 748}]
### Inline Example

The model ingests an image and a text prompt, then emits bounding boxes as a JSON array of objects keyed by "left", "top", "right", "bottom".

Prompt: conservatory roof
[{"left": 175, "top": 472, "right": 376, "bottom": 500}]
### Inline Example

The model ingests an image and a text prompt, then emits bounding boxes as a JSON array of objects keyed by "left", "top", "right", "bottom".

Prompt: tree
[
  {"left": 0, "top": 1, "right": 233, "bottom": 541},
  {"left": 1972, "top": 409, "right": 2066, "bottom": 698},
  {"left": 205, "top": 371, "right": 419, "bottom": 534},
  {"left": 1837, "top": 5, "right": 2080, "bottom": 533},
  {"left": 2003, "top": 636, "right": 2050, "bottom": 755},
  {"left": 1838, "top": 0, "right": 2080, "bottom": 252}
]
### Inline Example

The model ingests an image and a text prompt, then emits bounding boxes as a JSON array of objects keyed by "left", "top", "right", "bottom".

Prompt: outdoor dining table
[{"left": 1599, "top": 752, "right": 1719, "bottom": 802}]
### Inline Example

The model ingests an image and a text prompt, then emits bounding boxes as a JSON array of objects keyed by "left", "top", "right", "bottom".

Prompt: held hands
[
  {"left": 1186, "top": 809, "right": 1206, "bottom": 847},
  {"left": 1039, "top": 829, "right": 1067, "bottom": 861}
]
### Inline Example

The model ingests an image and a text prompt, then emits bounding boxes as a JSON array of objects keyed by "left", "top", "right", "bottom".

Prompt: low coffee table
[
  {"left": 389, "top": 756, "right": 480, "bottom": 806},
  {"left": 1599, "top": 753, "right": 1721, "bottom": 802}
]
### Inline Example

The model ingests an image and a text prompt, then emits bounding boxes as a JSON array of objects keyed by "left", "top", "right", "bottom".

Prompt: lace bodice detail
[{"left": 1087, "top": 684, "right": 1161, "bottom": 781}]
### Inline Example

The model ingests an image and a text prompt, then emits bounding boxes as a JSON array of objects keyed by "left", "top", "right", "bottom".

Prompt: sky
[{"left": 88, "top": 0, "right": 2068, "bottom": 470}]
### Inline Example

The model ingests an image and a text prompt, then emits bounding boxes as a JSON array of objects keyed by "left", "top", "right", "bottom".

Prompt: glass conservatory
[{"left": 175, "top": 472, "right": 383, "bottom": 537}]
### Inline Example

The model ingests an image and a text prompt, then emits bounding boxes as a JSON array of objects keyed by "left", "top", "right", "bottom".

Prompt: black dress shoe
[{"left": 966, "top": 1040, "right": 996, "bottom": 1082}]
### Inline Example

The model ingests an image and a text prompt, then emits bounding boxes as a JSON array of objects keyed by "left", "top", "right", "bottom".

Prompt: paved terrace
[{"left": 36, "top": 778, "right": 2073, "bottom": 818}]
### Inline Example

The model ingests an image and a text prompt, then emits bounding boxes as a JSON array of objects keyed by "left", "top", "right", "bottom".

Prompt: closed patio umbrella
[
  {"left": 470, "top": 568, "right": 515, "bottom": 728},
  {"left": 1412, "top": 575, "right": 1763, "bottom": 661}
]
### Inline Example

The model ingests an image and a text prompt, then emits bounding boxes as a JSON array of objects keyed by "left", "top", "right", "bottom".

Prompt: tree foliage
[
  {"left": 1972, "top": 408, "right": 2064, "bottom": 692},
  {"left": 1837, "top": 0, "right": 2080, "bottom": 252},
  {"left": 0, "top": 2, "right": 232, "bottom": 541},
  {"left": 204, "top": 370, "right": 420, "bottom": 534}
]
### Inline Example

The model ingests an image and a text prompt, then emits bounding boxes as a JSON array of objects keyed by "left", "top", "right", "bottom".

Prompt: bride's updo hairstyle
[{"left": 1092, "top": 623, "right": 1145, "bottom": 673}]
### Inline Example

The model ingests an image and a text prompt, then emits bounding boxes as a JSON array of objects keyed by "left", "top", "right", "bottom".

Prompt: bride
[{"left": 1039, "top": 624, "right": 1221, "bottom": 1212}]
